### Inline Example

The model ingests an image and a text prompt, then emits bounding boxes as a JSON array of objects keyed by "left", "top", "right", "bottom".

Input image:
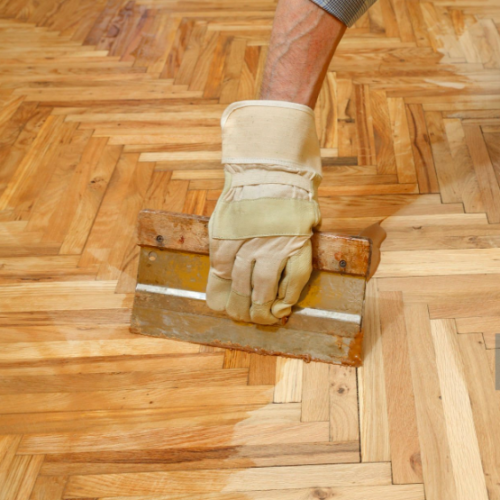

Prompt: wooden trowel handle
[{"left": 136, "top": 210, "right": 372, "bottom": 277}]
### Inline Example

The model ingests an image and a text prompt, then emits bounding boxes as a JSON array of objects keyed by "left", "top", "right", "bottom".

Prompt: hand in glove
[{"left": 206, "top": 100, "right": 322, "bottom": 325}]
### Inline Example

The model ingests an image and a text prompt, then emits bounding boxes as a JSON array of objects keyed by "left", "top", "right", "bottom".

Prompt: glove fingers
[
  {"left": 206, "top": 239, "right": 243, "bottom": 312},
  {"left": 249, "top": 258, "right": 285, "bottom": 325},
  {"left": 206, "top": 234, "right": 313, "bottom": 325},
  {"left": 226, "top": 254, "right": 254, "bottom": 322},
  {"left": 206, "top": 272, "right": 231, "bottom": 311},
  {"left": 209, "top": 239, "right": 244, "bottom": 279},
  {"left": 226, "top": 291, "right": 252, "bottom": 323},
  {"left": 250, "top": 302, "right": 278, "bottom": 325},
  {"left": 272, "top": 241, "right": 313, "bottom": 319}
]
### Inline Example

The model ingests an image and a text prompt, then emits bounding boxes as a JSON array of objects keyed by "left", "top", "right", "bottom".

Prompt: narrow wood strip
[
  {"left": 370, "top": 89, "right": 397, "bottom": 174},
  {"left": 425, "top": 111, "right": 464, "bottom": 204},
  {"left": 359, "top": 280, "right": 390, "bottom": 462},
  {"left": 482, "top": 332, "right": 499, "bottom": 350},
  {"left": 64, "top": 484, "right": 424, "bottom": 499},
  {"left": 463, "top": 123, "right": 500, "bottom": 223},
  {"left": 274, "top": 358, "right": 303, "bottom": 404},
  {"left": 378, "top": 274, "right": 500, "bottom": 295},
  {"left": 0, "top": 285, "right": 132, "bottom": 313},
  {"left": 0, "top": 403, "right": 299, "bottom": 437},
  {"left": 430, "top": 320, "right": 489, "bottom": 500},
  {"left": 0, "top": 434, "right": 23, "bottom": 486},
  {"left": 429, "top": 297, "right": 500, "bottom": 319},
  {"left": 25, "top": 129, "right": 93, "bottom": 234},
  {"left": 0, "top": 309, "right": 131, "bottom": 329},
  {"left": 78, "top": 152, "right": 140, "bottom": 267},
  {"left": 18, "top": 421, "right": 330, "bottom": 454},
  {"left": 248, "top": 355, "right": 276, "bottom": 386},
  {"left": 457, "top": 334, "right": 500, "bottom": 500},
  {"left": 318, "top": 183, "right": 419, "bottom": 196},
  {"left": 0, "top": 368, "right": 249, "bottom": 394},
  {"left": 219, "top": 37, "right": 246, "bottom": 104},
  {"left": 41, "top": 136, "right": 109, "bottom": 245},
  {"left": 28, "top": 475, "right": 67, "bottom": 500},
  {"left": 379, "top": 291, "right": 422, "bottom": 483},
  {"left": 388, "top": 97, "right": 417, "bottom": 184},
  {"left": 404, "top": 303, "right": 457, "bottom": 500},
  {"left": 0, "top": 114, "right": 64, "bottom": 210},
  {"left": 456, "top": 316, "right": 500, "bottom": 335},
  {"left": 1, "top": 385, "right": 274, "bottom": 415},
  {"left": 96, "top": 160, "right": 156, "bottom": 280},
  {"left": 329, "top": 365, "right": 359, "bottom": 442},
  {"left": 405, "top": 103, "right": 439, "bottom": 193},
  {"left": 2, "top": 454, "right": 44, "bottom": 500},
  {"left": 63, "top": 463, "right": 392, "bottom": 497},
  {"left": 355, "top": 84, "right": 376, "bottom": 166},
  {"left": 443, "top": 119, "right": 484, "bottom": 213},
  {"left": 37, "top": 441, "right": 359, "bottom": 476},
  {"left": 301, "top": 362, "right": 330, "bottom": 422},
  {"left": 11, "top": 118, "right": 72, "bottom": 220},
  {"left": 60, "top": 143, "right": 123, "bottom": 254},
  {"left": 0, "top": 337, "right": 198, "bottom": 363},
  {"left": 376, "top": 248, "right": 500, "bottom": 278}
]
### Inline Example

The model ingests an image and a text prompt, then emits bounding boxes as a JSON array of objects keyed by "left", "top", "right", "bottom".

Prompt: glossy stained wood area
[{"left": 0, "top": 1, "right": 499, "bottom": 499}]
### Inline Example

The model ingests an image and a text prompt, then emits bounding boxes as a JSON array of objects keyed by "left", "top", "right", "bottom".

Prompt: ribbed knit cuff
[{"left": 309, "top": 0, "right": 378, "bottom": 27}]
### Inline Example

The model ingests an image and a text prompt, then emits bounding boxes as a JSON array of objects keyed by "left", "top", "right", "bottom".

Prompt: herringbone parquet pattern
[{"left": 0, "top": 0, "right": 500, "bottom": 499}]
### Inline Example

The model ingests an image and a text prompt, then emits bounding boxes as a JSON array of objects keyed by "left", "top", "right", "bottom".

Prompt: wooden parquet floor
[{"left": 1, "top": 0, "right": 500, "bottom": 498}]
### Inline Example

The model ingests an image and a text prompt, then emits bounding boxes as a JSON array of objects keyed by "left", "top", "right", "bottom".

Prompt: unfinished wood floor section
[{"left": 0, "top": 0, "right": 499, "bottom": 499}]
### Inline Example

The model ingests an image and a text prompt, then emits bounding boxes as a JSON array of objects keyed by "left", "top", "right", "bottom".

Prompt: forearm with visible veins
[{"left": 260, "top": 0, "right": 346, "bottom": 108}]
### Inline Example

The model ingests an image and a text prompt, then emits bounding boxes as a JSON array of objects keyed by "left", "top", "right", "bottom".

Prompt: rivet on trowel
[
  {"left": 339, "top": 260, "right": 347, "bottom": 268},
  {"left": 148, "top": 252, "right": 157, "bottom": 261},
  {"left": 156, "top": 235, "right": 164, "bottom": 243}
]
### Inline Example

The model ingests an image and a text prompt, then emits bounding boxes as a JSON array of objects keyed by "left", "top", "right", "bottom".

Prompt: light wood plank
[
  {"left": 457, "top": 334, "right": 500, "bottom": 500},
  {"left": 18, "top": 422, "right": 330, "bottom": 454},
  {"left": 463, "top": 123, "right": 500, "bottom": 223},
  {"left": 358, "top": 280, "right": 391, "bottom": 462},
  {"left": 379, "top": 291, "right": 422, "bottom": 483},
  {"left": 28, "top": 475, "right": 67, "bottom": 500},
  {"left": 404, "top": 303, "right": 457, "bottom": 500},
  {"left": 274, "top": 358, "right": 303, "bottom": 404},
  {"left": 301, "top": 362, "right": 330, "bottom": 422},
  {"left": 388, "top": 97, "right": 417, "bottom": 184},
  {"left": 430, "top": 319, "right": 489, "bottom": 500},
  {"left": 329, "top": 365, "right": 359, "bottom": 442},
  {"left": 63, "top": 463, "right": 392, "bottom": 497}
]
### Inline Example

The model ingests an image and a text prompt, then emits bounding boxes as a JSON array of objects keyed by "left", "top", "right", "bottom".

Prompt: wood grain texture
[
  {"left": 379, "top": 291, "right": 422, "bottom": 484},
  {"left": 403, "top": 303, "right": 457, "bottom": 500},
  {"left": 457, "top": 334, "right": 500, "bottom": 500},
  {"left": 301, "top": 362, "right": 330, "bottom": 422},
  {"left": 0, "top": 0, "right": 498, "bottom": 497},
  {"left": 358, "top": 280, "right": 391, "bottom": 463},
  {"left": 430, "top": 320, "right": 489, "bottom": 500},
  {"left": 329, "top": 365, "right": 359, "bottom": 442}
]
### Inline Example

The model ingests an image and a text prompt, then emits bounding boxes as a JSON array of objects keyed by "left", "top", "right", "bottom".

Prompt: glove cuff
[
  {"left": 221, "top": 100, "right": 322, "bottom": 180},
  {"left": 209, "top": 197, "right": 321, "bottom": 239}
]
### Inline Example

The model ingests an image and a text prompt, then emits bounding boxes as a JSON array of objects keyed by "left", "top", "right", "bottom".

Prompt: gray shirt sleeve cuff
[{"left": 308, "top": 0, "right": 378, "bottom": 27}]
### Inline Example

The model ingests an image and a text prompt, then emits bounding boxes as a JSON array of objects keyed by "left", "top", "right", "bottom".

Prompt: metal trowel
[{"left": 130, "top": 210, "right": 385, "bottom": 366}]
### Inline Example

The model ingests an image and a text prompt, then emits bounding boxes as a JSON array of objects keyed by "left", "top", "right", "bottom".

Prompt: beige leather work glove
[{"left": 206, "top": 100, "right": 322, "bottom": 325}]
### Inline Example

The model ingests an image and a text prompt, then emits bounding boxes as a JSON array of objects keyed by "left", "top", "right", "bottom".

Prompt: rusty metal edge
[{"left": 129, "top": 322, "right": 362, "bottom": 367}]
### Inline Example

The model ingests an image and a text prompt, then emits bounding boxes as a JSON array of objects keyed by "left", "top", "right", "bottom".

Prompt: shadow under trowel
[{"left": 359, "top": 221, "right": 387, "bottom": 281}]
